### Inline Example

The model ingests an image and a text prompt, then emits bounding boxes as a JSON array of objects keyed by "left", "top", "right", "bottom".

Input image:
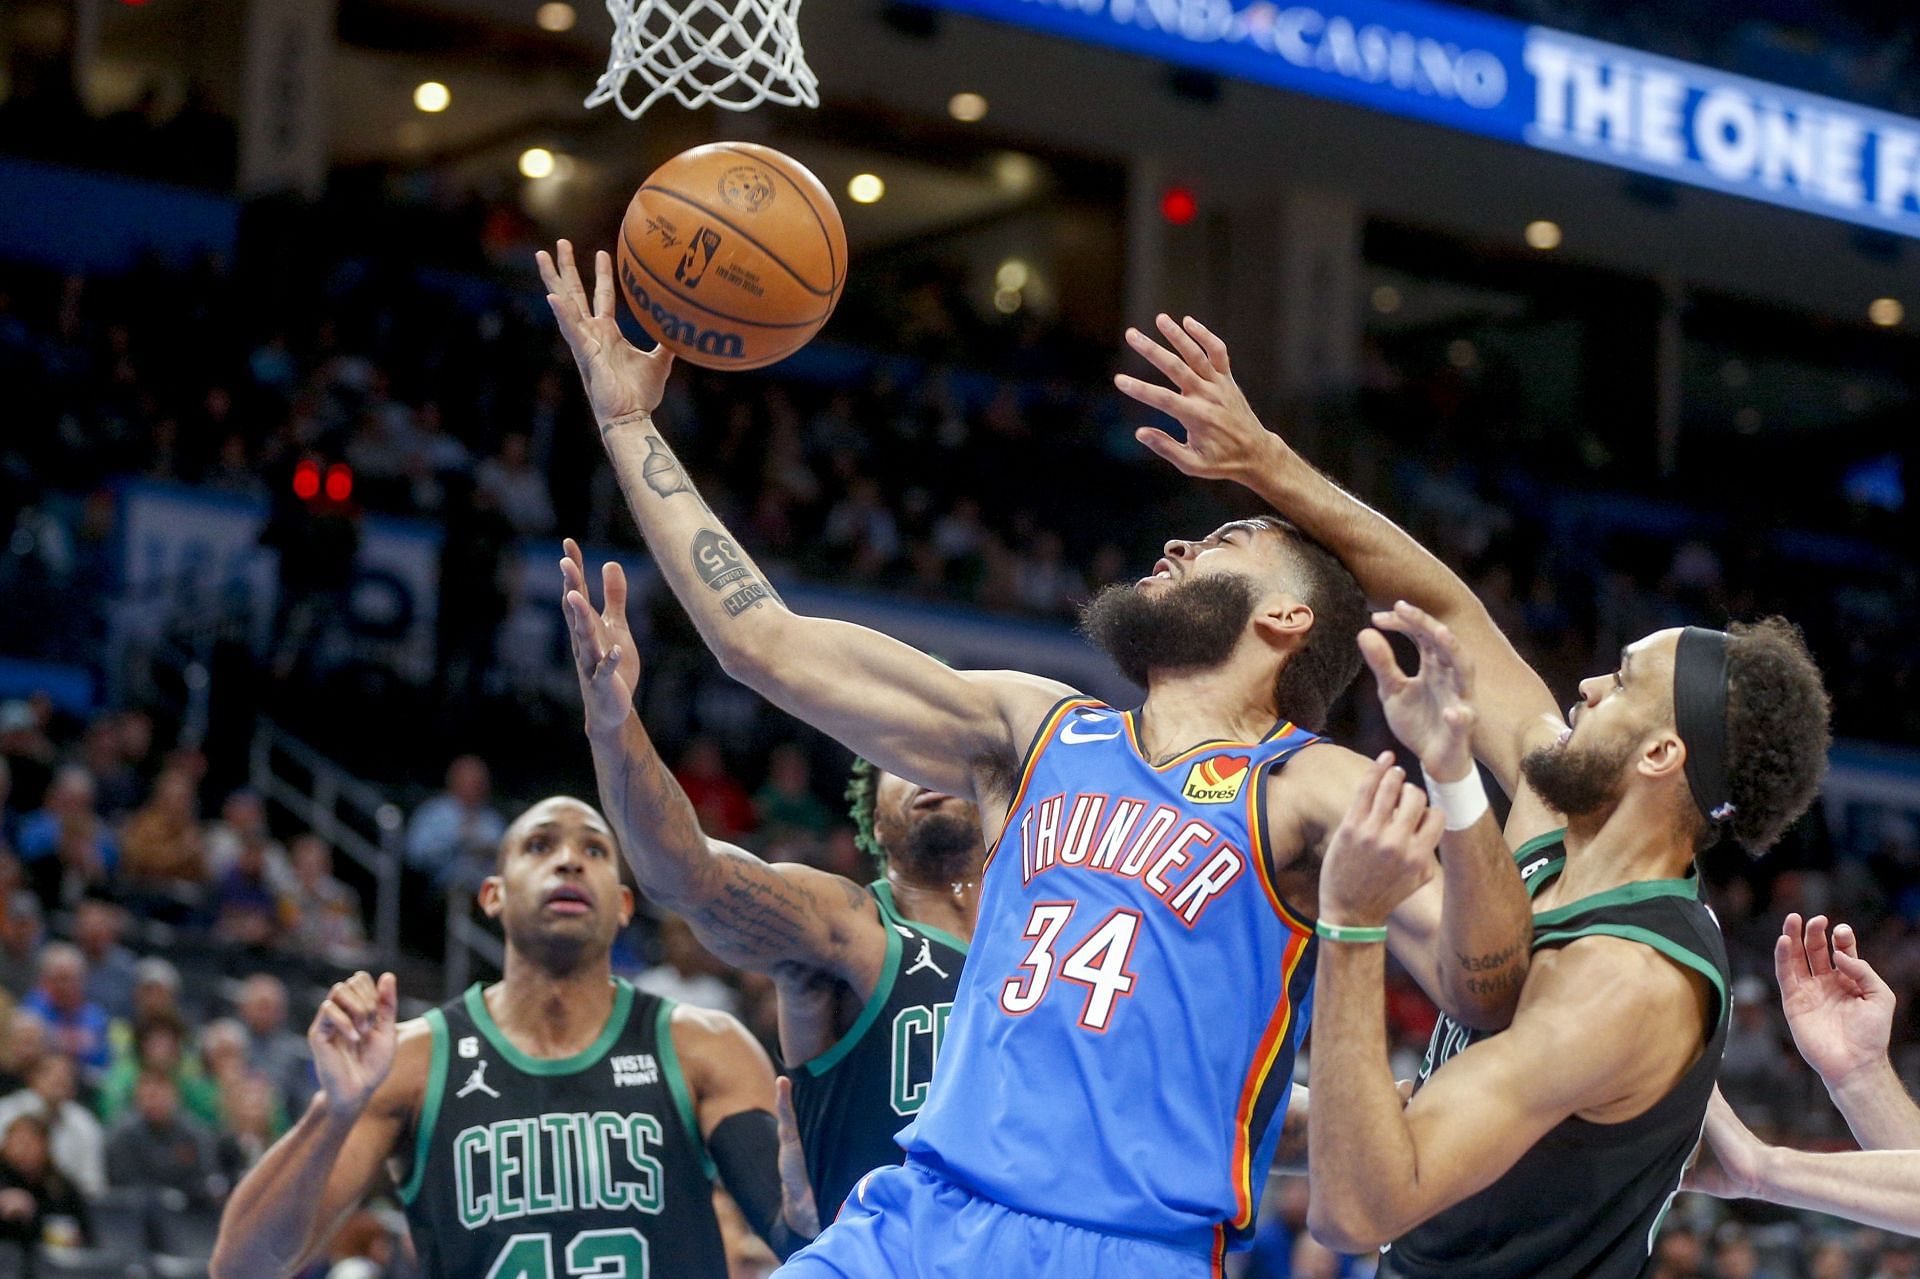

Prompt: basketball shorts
[{"left": 772, "top": 1159, "right": 1220, "bottom": 1279}]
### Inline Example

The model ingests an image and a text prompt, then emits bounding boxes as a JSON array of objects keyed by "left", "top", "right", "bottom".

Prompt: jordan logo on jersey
[
  {"left": 1182, "top": 755, "right": 1252, "bottom": 804},
  {"left": 457, "top": 1059, "right": 501, "bottom": 1100},
  {"left": 904, "top": 939, "right": 948, "bottom": 979}
]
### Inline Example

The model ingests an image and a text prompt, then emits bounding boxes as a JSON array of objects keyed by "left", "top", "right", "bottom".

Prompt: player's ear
[
  {"left": 1253, "top": 600, "right": 1313, "bottom": 649},
  {"left": 1638, "top": 729, "right": 1687, "bottom": 784},
  {"left": 477, "top": 876, "right": 504, "bottom": 919},
  {"left": 617, "top": 884, "right": 634, "bottom": 928}
]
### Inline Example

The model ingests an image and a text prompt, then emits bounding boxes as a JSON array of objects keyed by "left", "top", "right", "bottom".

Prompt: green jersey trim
[
  {"left": 872, "top": 881, "right": 970, "bottom": 956},
  {"left": 1532, "top": 873, "right": 1702, "bottom": 926},
  {"left": 1512, "top": 827, "right": 1568, "bottom": 864},
  {"left": 463, "top": 979, "right": 635, "bottom": 1076},
  {"left": 1533, "top": 922, "right": 1729, "bottom": 1029},
  {"left": 397, "top": 1007, "right": 448, "bottom": 1206},
  {"left": 655, "top": 998, "right": 718, "bottom": 1182},
  {"left": 799, "top": 905, "right": 904, "bottom": 1078}
]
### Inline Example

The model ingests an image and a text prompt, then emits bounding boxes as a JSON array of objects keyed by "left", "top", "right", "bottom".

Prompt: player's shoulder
[
  {"left": 666, "top": 1001, "right": 773, "bottom": 1093},
  {"left": 1524, "top": 934, "right": 1704, "bottom": 1025}
]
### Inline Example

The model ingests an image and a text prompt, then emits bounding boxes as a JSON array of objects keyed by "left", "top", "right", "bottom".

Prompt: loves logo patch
[{"left": 1182, "top": 754, "right": 1252, "bottom": 804}]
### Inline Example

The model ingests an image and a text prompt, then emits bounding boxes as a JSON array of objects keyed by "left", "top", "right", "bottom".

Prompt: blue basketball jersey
[{"left": 900, "top": 699, "right": 1321, "bottom": 1264}]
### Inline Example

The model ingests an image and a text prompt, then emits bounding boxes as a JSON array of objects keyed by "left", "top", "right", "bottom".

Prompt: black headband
[{"left": 1674, "top": 626, "right": 1737, "bottom": 827}]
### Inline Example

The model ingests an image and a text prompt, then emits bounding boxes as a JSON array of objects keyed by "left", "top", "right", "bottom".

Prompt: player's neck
[
  {"left": 1551, "top": 801, "right": 1695, "bottom": 905},
  {"left": 487, "top": 957, "right": 620, "bottom": 1058},
  {"left": 885, "top": 868, "right": 979, "bottom": 943},
  {"left": 1138, "top": 664, "right": 1277, "bottom": 762}
]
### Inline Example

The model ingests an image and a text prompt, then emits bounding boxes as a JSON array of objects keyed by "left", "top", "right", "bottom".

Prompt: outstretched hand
[
  {"left": 1360, "top": 601, "right": 1477, "bottom": 785},
  {"left": 562, "top": 537, "right": 642, "bottom": 739},
  {"left": 1777, "top": 913, "right": 1896, "bottom": 1087},
  {"left": 776, "top": 1076, "right": 821, "bottom": 1239},
  {"left": 310, "top": 971, "right": 399, "bottom": 1118},
  {"left": 536, "top": 240, "right": 675, "bottom": 426},
  {"left": 1115, "top": 315, "right": 1279, "bottom": 482},
  {"left": 1320, "top": 752, "right": 1445, "bottom": 928}
]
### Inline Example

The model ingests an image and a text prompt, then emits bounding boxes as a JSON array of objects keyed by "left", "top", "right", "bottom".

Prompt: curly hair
[
  {"left": 1252, "top": 516, "right": 1368, "bottom": 733},
  {"left": 846, "top": 756, "right": 885, "bottom": 871},
  {"left": 1718, "top": 617, "right": 1832, "bottom": 854}
]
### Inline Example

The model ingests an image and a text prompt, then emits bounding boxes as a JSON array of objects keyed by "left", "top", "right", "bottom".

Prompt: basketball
[{"left": 616, "top": 141, "right": 847, "bottom": 370}]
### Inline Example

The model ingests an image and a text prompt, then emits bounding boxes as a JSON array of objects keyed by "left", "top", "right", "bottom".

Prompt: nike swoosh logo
[{"left": 1059, "top": 718, "right": 1122, "bottom": 744}]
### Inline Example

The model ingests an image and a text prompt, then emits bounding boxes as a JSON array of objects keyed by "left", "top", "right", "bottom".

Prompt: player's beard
[
  {"left": 1079, "top": 573, "right": 1259, "bottom": 687},
  {"left": 890, "top": 808, "right": 981, "bottom": 885},
  {"left": 1520, "top": 730, "right": 1636, "bottom": 819}
]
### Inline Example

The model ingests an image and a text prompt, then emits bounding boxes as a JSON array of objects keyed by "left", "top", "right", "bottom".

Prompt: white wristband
[{"left": 1424, "top": 768, "right": 1490, "bottom": 832}]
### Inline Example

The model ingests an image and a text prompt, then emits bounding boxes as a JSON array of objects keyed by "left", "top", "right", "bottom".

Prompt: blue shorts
[{"left": 773, "top": 1160, "right": 1220, "bottom": 1279}]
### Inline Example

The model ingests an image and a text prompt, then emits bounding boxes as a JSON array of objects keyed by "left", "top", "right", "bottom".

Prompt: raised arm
[
  {"left": 1690, "top": 1089, "right": 1920, "bottom": 1235},
  {"left": 1774, "top": 914, "right": 1920, "bottom": 1149},
  {"left": 1303, "top": 780, "right": 1704, "bottom": 1251},
  {"left": 561, "top": 540, "right": 887, "bottom": 990},
  {"left": 1117, "top": 316, "right": 1562, "bottom": 839},
  {"left": 539, "top": 242, "right": 1070, "bottom": 801},
  {"left": 212, "top": 973, "right": 415, "bottom": 1279}
]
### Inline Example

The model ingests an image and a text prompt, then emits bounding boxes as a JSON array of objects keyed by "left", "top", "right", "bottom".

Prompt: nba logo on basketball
[{"left": 1181, "top": 755, "right": 1251, "bottom": 804}]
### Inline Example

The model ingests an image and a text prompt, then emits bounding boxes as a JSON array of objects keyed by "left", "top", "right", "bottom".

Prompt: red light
[
  {"left": 1160, "top": 187, "right": 1198, "bottom": 226},
  {"left": 292, "top": 461, "right": 320, "bottom": 500},
  {"left": 324, "top": 465, "right": 354, "bottom": 503}
]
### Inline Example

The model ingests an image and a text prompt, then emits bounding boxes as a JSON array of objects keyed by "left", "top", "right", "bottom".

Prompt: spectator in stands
[
  {"left": 632, "top": 915, "right": 739, "bottom": 1017},
  {"left": 118, "top": 767, "right": 206, "bottom": 897},
  {"left": 0, "top": 895, "right": 40, "bottom": 997},
  {"left": 280, "top": 834, "right": 369, "bottom": 966},
  {"left": 0, "top": 1053, "right": 105, "bottom": 1198},
  {"left": 0, "top": 1112, "right": 91, "bottom": 1252},
  {"left": 22, "top": 945, "right": 108, "bottom": 1076},
  {"left": 0, "top": 1011, "right": 46, "bottom": 1097},
  {"left": 1719, "top": 976, "right": 1797, "bottom": 1130},
  {"left": 17, "top": 766, "right": 118, "bottom": 911},
  {"left": 233, "top": 976, "right": 310, "bottom": 1112},
  {"left": 0, "top": 702, "right": 55, "bottom": 817},
  {"left": 105, "top": 1071, "right": 222, "bottom": 1206},
  {"left": 97, "top": 1013, "right": 220, "bottom": 1129},
  {"left": 475, "top": 432, "right": 555, "bottom": 535},
  {"left": 211, "top": 837, "right": 280, "bottom": 950},
  {"left": 215, "top": 1072, "right": 277, "bottom": 1184},
  {"left": 198, "top": 1019, "right": 254, "bottom": 1096},
  {"left": 127, "top": 958, "right": 180, "bottom": 1028},
  {"left": 752, "top": 745, "right": 833, "bottom": 843},
  {"left": 404, "top": 754, "right": 505, "bottom": 889},
  {"left": 203, "top": 788, "right": 293, "bottom": 896},
  {"left": 71, "top": 898, "right": 138, "bottom": 1022},
  {"left": 78, "top": 716, "right": 141, "bottom": 821},
  {"left": 822, "top": 476, "right": 900, "bottom": 579},
  {"left": 674, "top": 738, "right": 756, "bottom": 840}
]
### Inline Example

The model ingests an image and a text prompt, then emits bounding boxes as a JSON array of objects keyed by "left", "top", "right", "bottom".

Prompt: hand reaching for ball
[{"left": 538, "top": 239, "right": 675, "bottom": 428}]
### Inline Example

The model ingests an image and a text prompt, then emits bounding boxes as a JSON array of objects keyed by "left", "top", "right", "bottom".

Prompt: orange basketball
[{"left": 616, "top": 142, "right": 847, "bottom": 371}]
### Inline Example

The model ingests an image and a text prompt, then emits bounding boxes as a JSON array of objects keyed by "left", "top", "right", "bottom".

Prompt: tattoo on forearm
[
  {"left": 1456, "top": 941, "right": 1525, "bottom": 973},
  {"left": 641, "top": 435, "right": 693, "bottom": 498},
  {"left": 688, "top": 527, "right": 775, "bottom": 615},
  {"left": 1465, "top": 968, "right": 1526, "bottom": 998}
]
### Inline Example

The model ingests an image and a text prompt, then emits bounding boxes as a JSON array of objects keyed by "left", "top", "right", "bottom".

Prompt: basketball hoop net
[{"left": 586, "top": 0, "right": 819, "bottom": 118}]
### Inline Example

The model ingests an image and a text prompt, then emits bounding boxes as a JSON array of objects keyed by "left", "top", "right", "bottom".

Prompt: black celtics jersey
[
  {"left": 1383, "top": 831, "right": 1730, "bottom": 1279},
  {"left": 790, "top": 880, "right": 967, "bottom": 1215},
  {"left": 398, "top": 979, "right": 725, "bottom": 1279}
]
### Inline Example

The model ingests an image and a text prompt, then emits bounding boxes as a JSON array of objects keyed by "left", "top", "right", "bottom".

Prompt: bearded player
[
  {"left": 540, "top": 238, "right": 1530, "bottom": 1277},
  {"left": 560, "top": 539, "right": 976, "bottom": 1219},
  {"left": 1121, "top": 313, "right": 1832, "bottom": 1276},
  {"left": 210, "top": 797, "right": 804, "bottom": 1279}
]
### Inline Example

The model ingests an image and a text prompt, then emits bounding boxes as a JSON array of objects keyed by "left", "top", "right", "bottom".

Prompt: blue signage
[{"left": 916, "top": 0, "right": 1920, "bottom": 237}]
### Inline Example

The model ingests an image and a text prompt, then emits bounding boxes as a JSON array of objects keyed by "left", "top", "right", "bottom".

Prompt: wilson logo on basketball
[
  {"left": 1182, "top": 755, "right": 1252, "bottom": 804},
  {"left": 619, "top": 260, "right": 746, "bottom": 361}
]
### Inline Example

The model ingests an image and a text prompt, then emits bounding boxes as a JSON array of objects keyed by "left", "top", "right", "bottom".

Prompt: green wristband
[{"left": 1315, "top": 920, "right": 1389, "bottom": 944}]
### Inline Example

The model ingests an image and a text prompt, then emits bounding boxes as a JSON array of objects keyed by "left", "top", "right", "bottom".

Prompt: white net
[{"left": 586, "top": 0, "right": 819, "bottom": 118}]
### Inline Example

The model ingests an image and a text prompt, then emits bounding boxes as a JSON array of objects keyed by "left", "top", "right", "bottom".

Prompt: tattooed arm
[
  {"left": 540, "top": 241, "right": 1071, "bottom": 800},
  {"left": 562, "top": 542, "right": 888, "bottom": 991}
]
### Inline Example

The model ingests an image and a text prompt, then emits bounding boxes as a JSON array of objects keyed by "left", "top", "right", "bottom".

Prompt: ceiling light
[
  {"left": 413, "top": 81, "right": 451, "bottom": 113},
  {"left": 1370, "top": 285, "right": 1402, "bottom": 314},
  {"left": 847, "top": 173, "right": 885, "bottom": 204},
  {"left": 519, "top": 147, "right": 556, "bottom": 179},
  {"left": 1869, "top": 297, "right": 1904, "bottom": 327},
  {"left": 995, "top": 259, "right": 1030, "bottom": 291},
  {"left": 948, "top": 92, "right": 988, "bottom": 122},
  {"left": 994, "top": 288, "right": 1023, "bottom": 314},
  {"left": 1524, "top": 219, "right": 1562, "bottom": 250},
  {"left": 536, "top": 1, "right": 576, "bottom": 30}
]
